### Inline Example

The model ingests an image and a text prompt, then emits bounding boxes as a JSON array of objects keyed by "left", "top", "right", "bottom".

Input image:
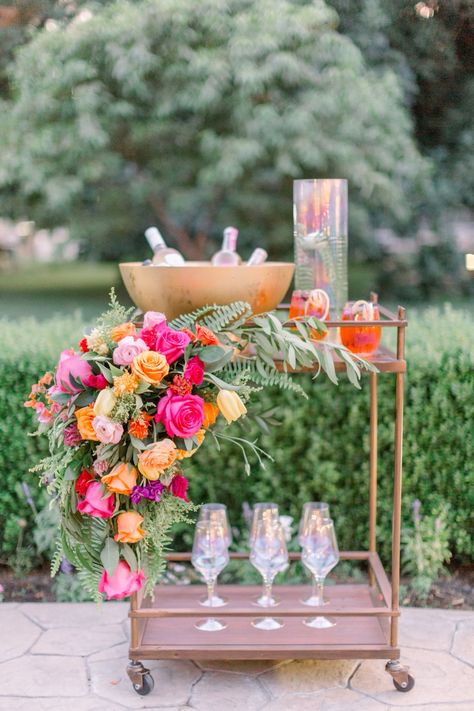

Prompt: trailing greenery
[{"left": 0, "top": 305, "right": 472, "bottom": 575}]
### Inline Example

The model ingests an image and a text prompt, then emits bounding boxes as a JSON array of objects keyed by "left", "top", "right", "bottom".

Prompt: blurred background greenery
[{"left": 0, "top": 0, "right": 472, "bottom": 603}]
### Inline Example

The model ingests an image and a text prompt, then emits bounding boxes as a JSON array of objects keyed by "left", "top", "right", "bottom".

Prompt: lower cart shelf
[{"left": 129, "top": 584, "right": 400, "bottom": 660}]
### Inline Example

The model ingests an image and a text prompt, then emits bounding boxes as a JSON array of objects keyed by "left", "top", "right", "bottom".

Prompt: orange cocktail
[
  {"left": 289, "top": 289, "right": 330, "bottom": 340},
  {"left": 340, "top": 300, "right": 381, "bottom": 356}
]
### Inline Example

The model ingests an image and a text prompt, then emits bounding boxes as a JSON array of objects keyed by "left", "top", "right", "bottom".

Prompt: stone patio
[{"left": 0, "top": 603, "right": 472, "bottom": 710}]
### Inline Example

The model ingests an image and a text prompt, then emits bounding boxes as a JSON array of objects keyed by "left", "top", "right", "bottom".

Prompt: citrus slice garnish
[
  {"left": 305, "top": 289, "right": 330, "bottom": 320},
  {"left": 351, "top": 300, "right": 374, "bottom": 322}
]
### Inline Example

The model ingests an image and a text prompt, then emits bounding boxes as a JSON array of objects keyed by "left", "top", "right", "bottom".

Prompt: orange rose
[
  {"left": 102, "top": 463, "right": 137, "bottom": 495},
  {"left": 114, "top": 511, "right": 144, "bottom": 543},
  {"left": 132, "top": 351, "right": 169, "bottom": 385},
  {"left": 176, "top": 429, "right": 205, "bottom": 459},
  {"left": 195, "top": 324, "right": 220, "bottom": 346},
  {"left": 110, "top": 322, "right": 136, "bottom": 342},
  {"left": 203, "top": 401, "right": 220, "bottom": 429},
  {"left": 75, "top": 404, "right": 99, "bottom": 441},
  {"left": 138, "top": 439, "right": 177, "bottom": 480}
]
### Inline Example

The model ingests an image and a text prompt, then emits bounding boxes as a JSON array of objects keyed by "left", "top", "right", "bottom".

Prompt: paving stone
[
  {"left": 398, "top": 608, "right": 456, "bottom": 651},
  {"left": 88, "top": 641, "right": 130, "bottom": 662},
  {"left": 262, "top": 688, "right": 389, "bottom": 710},
  {"left": 0, "top": 697, "right": 121, "bottom": 711},
  {"left": 451, "top": 620, "right": 474, "bottom": 666},
  {"left": 0, "top": 655, "right": 88, "bottom": 697},
  {"left": 30, "top": 623, "right": 126, "bottom": 656},
  {"left": 0, "top": 608, "right": 41, "bottom": 662},
  {"left": 195, "top": 659, "right": 290, "bottom": 675},
  {"left": 351, "top": 647, "right": 474, "bottom": 706},
  {"left": 191, "top": 671, "right": 268, "bottom": 711},
  {"left": 89, "top": 656, "right": 200, "bottom": 708},
  {"left": 21, "top": 602, "right": 128, "bottom": 628},
  {"left": 260, "top": 659, "right": 358, "bottom": 696}
]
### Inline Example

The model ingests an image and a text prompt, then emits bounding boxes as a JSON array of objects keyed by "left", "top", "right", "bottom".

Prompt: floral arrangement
[{"left": 26, "top": 293, "right": 373, "bottom": 601}]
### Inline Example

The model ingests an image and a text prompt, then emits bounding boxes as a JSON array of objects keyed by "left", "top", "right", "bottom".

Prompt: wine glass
[
  {"left": 250, "top": 519, "right": 289, "bottom": 630},
  {"left": 249, "top": 503, "right": 281, "bottom": 606},
  {"left": 197, "top": 504, "right": 231, "bottom": 607},
  {"left": 298, "top": 502, "right": 330, "bottom": 546},
  {"left": 300, "top": 517, "right": 339, "bottom": 628},
  {"left": 191, "top": 521, "right": 229, "bottom": 631}
]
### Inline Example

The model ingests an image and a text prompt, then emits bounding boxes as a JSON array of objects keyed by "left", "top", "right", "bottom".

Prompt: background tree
[{"left": 0, "top": 0, "right": 425, "bottom": 260}]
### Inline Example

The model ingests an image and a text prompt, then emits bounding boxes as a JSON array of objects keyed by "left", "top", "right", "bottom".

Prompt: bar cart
[{"left": 126, "top": 294, "right": 415, "bottom": 696}]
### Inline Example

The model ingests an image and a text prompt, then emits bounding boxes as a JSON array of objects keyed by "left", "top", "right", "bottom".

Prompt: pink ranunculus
[
  {"left": 77, "top": 481, "right": 115, "bottom": 518},
  {"left": 155, "top": 390, "right": 204, "bottom": 438},
  {"left": 184, "top": 356, "right": 204, "bottom": 385},
  {"left": 143, "top": 311, "right": 167, "bottom": 330},
  {"left": 55, "top": 349, "right": 93, "bottom": 393},
  {"left": 92, "top": 416, "right": 123, "bottom": 444},
  {"left": 84, "top": 373, "right": 108, "bottom": 390},
  {"left": 169, "top": 474, "right": 189, "bottom": 501},
  {"left": 155, "top": 326, "right": 191, "bottom": 364},
  {"left": 98, "top": 560, "right": 145, "bottom": 600},
  {"left": 112, "top": 336, "right": 148, "bottom": 366}
]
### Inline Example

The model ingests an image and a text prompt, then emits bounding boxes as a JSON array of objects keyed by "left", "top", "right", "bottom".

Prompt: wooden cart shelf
[{"left": 127, "top": 295, "right": 415, "bottom": 694}]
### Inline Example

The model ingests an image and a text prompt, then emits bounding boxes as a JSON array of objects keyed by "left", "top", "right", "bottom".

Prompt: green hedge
[{"left": 0, "top": 306, "right": 472, "bottom": 569}]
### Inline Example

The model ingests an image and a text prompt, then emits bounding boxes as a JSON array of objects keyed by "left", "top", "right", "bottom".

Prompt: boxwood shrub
[{"left": 0, "top": 306, "right": 472, "bottom": 570}]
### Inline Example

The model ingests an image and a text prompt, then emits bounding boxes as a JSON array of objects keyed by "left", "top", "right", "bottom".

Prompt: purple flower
[
  {"left": 60, "top": 558, "right": 74, "bottom": 575},
  {"left": 130, "top": 481, "right": 165, "bottom": 504},
  {"left": 63, "top": 423, "right": 82, "bottom": 447}
]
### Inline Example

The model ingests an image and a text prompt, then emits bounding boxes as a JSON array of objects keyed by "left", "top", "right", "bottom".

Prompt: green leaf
[
  {"left": 121, "top": 543, "right": 138, "bottom": 571},
  {"left": 100, "top": 537, "right": 119, "bottom": 576}
]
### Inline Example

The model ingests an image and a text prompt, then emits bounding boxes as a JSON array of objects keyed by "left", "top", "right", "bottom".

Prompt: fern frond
[
  {"left": 222, "top": 359, "right": 308, "bottom": 397},
  {"left": 169, "top": 305, "right": 220, "bottom": 330},
  {"left": 169, "top": 302, "right": 253, "bottom": 334},
  {"left": 50, "top": 537, "right": 63, "bottom": 578}
]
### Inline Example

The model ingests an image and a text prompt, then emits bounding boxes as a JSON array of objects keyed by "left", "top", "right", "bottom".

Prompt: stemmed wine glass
[
  {"left": 300, "top": 516, "right": 339, "bottom": 629},
  {"left": 250, "top": 518, "right": 289, "bottom": 630},
  {"left": 249, "top": 503, "right": 281, "bottom": 607},
  {"left": 298, "top": 502, "right": 330, "bottom": 605},
  {"left": 191, "top": 521, "right": 229, "bottom": 631},
  {"left": 197, "top": 504, "right": 231, "bottom": 607}
]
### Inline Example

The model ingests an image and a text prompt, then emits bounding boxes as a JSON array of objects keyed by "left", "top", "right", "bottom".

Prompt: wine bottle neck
[
  {"left": 145, "top": 227, "right": 166, "bottom": 251},
  {"left": 223, "top": 227, "right": 238, "bottom": 252}
]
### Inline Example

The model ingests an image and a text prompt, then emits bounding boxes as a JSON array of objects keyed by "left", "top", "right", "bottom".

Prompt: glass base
[
  {"left": 199, "top": 594, "right": 228, "bottom": 608},
  {"left": 252, "top": 594, "right": 280, "bottom": 608},
  {"left": 301, "top": 594, "right": 329, "bottom": 607},
  {"left": 303, "top": 615, "right": 336, "bottom": 629},
  {"left": 195, "top": 618, "right": 227, "bottom": 632},
  {"left": 251, "top": 617, "right": 284, "bottom": 631}
]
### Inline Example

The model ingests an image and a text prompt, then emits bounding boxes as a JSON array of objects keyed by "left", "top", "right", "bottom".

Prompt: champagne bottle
[
  {"left": 211, "top": 226, "right": 241, "bottom": 266},
  {"left": 246, "top": 248, "right": 268, "bottom": 265},
  {"left": 144, "top": 226, "right": 185, "bottom": 266}
]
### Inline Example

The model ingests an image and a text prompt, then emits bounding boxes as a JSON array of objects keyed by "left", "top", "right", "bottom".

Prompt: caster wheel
[
  {"left": 393, "top": 674, "right": 415, "bottom": 692},
  {"left": 133, "top": 672, "right": 154, "bottom": 696}
]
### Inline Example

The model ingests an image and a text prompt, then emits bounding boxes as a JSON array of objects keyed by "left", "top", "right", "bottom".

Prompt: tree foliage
[{"left": 0, "top": 0, "right": 425, "bottom": 259}]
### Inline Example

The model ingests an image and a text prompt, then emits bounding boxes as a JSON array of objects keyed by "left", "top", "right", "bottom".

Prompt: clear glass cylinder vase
[{"left": 293, "top": 179, "right": 348, "bottom": 317}]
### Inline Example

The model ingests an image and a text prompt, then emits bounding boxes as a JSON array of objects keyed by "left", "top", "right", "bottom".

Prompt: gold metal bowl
[{"left": 119, "top": 261, "right": 295, "bottom": 320}]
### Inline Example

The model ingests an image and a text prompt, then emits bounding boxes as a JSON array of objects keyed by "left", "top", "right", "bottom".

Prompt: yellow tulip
[
  {"left": 93, "top": 388, "right": 117, "bottom": 417},
  {"left": 217, "top": 390, "right": 247, "bottom": 424}
]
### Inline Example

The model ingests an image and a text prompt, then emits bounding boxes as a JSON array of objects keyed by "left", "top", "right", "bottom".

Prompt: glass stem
[
  {"left": 313, "top": 576, "right": 325, "bottom": 606},
  {"left": 263, "top": 576, "right": 273, "bottom": 602},
  {"left": 207, "top": 577, "right": 216, "bottom": 607}
]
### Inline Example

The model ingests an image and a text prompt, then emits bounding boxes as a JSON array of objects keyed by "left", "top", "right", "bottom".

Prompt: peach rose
[
  {"left": 203, "top": 401, "right": 220, "bottom": 429},
  {"left": 111, "top": 322, "right": 136, "bottom": 342},
  {"left": 132, "top": 351, "right": 169, "bottom": 385},
  {"left": 138, "top": 439, "right": 177, "bottom": 481},
  {"left": 75, "top": 404, "right": 99, "bottom": 441},
  {"left": 102, "top": 463, "right": 138, "bottom": 495},
  {"left": 114, "top": 511, "right": 145, "bottom": 543}
]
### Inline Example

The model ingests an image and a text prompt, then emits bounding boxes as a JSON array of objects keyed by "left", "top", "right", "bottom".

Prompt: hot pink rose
[
  {"left": 143, "top": 311, "right": 167, "bottom": 330},
  {"left": 155, "top": 326, "right": 191, "bottom": 364},
  {"left": 155, "top": 390, "right": 204, "bottom": 438},
  {"left": 84, "top": 373, "right": 108, "bottom": 390},
  {"left": 112, "top": 336, "right": 148, "bottom": 366},
  {"left": 77, "top": 481, "right": 115, "bottom": 518},
  {"left": 55, "top": 349, "right": 93, "bottom": 393},
  {"left": 184, "top": 356, "right": 204, "bottom": 385},
  {"left": 169, "top": 474, "right": 189, "bottom": 501},
  {"left": 98, "top": 560, "right": 145, "bottom": 600},
  {"left": 92, "top": 416, "right": 123, "bottom": 444}
]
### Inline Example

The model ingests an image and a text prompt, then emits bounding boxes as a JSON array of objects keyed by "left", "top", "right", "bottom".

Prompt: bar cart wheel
[
  {"left": 385, "top": 660, "right": 415, "bottom": 692},
  {"left": 127, "top": 660, "right": 154, "bottom": 696}
]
